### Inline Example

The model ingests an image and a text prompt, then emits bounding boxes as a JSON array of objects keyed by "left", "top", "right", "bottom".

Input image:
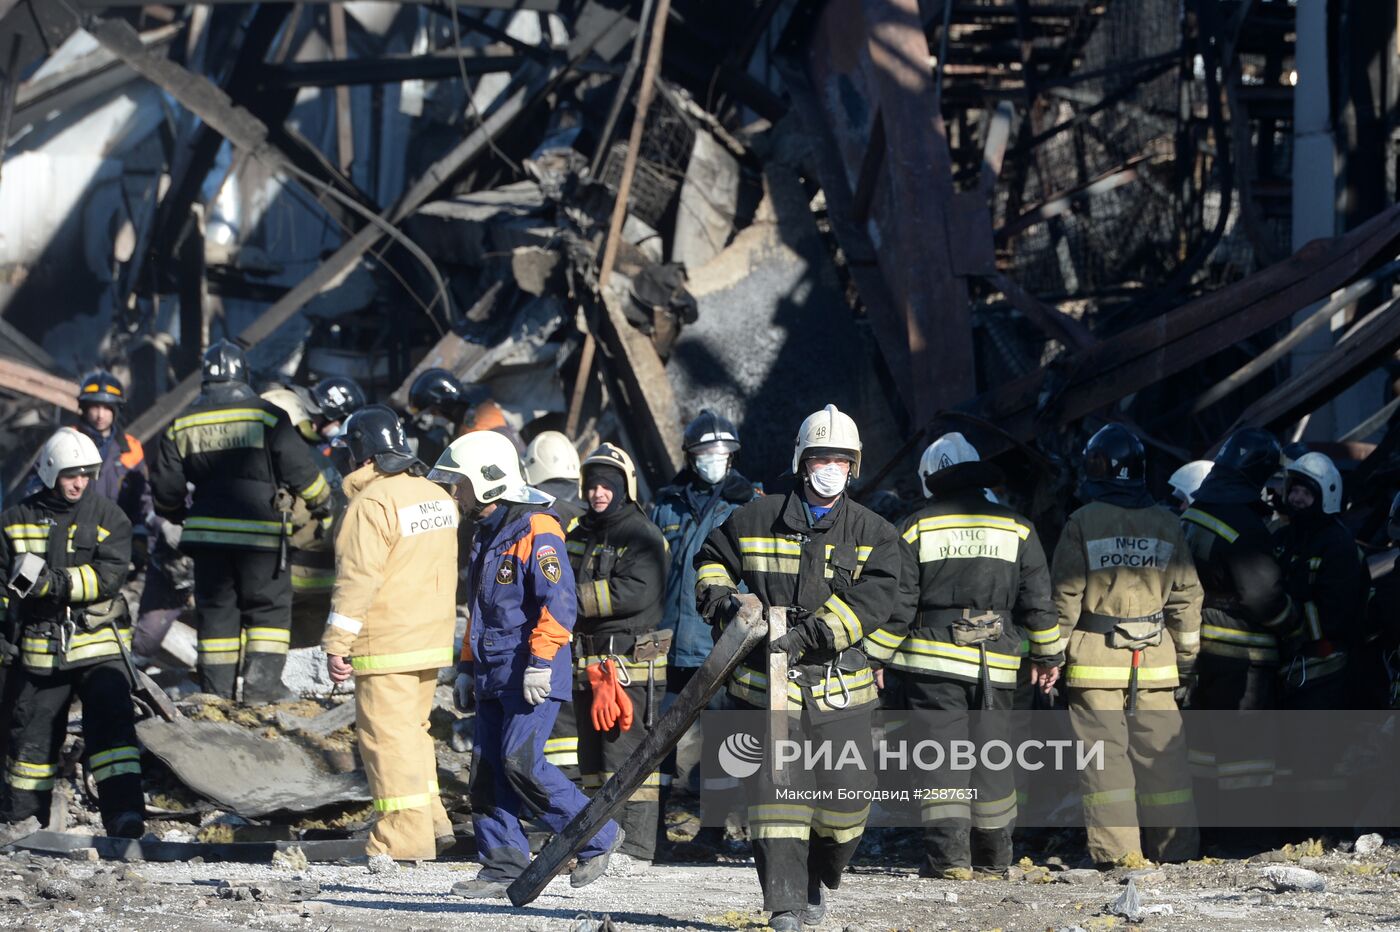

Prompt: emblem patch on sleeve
[
  {"left": 496, "top": 560, "right": 517, "bottom": 585},
  {"left": 537, "top": 544, "right": 563, "bottom": 584}
]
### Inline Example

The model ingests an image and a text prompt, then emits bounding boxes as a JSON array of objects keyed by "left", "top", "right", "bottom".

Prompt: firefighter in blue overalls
[{"left": 430, "top": 430, "right": 622, "bottom": 899}]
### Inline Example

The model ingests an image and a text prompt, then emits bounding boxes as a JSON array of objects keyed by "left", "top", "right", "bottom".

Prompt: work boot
[
  {"left": 108, "top": 811, "right": 145, "bottom": 839},
  {"left": 241, "top": 653, "right": 296, "bottom": 705},
  {"left": 450, "top": 876, "right": 510, "bottom": 899},
  {"left": 803, "top": 878, "right": 827, "bottom": 925},
  {"left": 768, "top": 911, "right": 803, "bottom": 932},
  {"left": 571, "top": 828, "right": 625, "bottom": 888}
]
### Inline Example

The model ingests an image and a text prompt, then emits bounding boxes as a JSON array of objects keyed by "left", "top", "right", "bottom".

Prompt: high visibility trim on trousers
[
  {"left": 1066, "top": 664, "right": 1178, "bottom": 687},
  {"left": 583, "top": 771, "right": 662, "bottom": 800},
  {"left": 244, "top": 626, "right": 291, "bottom": 655},
  {"left": 1138, "top": 788, "right": 1193, "bottom": 808},
  {"left": 811, "top": 805, "right": 870, "bottom": 844},
  {"left": 1182, "top": 508, "right": 1239, "bottom": 543},
  {"left": 6, "top": 757, "right": 57, "bottom": 792},
  {"left": 695, "top": 562, "right": 736, "bottom": 589},
  {"left": 750, "top": 803, "right": 814, "bottom": 837},
  {"left": 374, "top": 792, "right": 432, "bottom": 813},
  {"left": 972, "top": 792, "right": 1018, "bottom": 830},
  {"left": 921, "top": 802, "right": 972, "bottom": 822},
  {"left": 887, "top": 637, "right": 1020, "bottom": 684},
  {"left": 351, "top": 647, "right": 455, "bottom": 672},
  {"left": 91, "top": 744, "right": 142, "bottom": 784},
  {"left": 1083, "top": 788, "right": 1136, "bottom": 808},
  {"left": 198, "top": 636, "right": 242, "bottom": 666},
  {"left": 544, "top": 736, "right": 578, "bottom": 767}
]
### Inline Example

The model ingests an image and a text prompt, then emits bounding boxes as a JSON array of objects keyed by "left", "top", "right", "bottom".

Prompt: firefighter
[
  {"left": 406, "top": 368, "right": 522, "bottom": 464},
  {"left": 73, "top": 370, "right": 149, "bottom": 529},
  {"left": 322, "top": 406, "right": 457, "bottom": 861},
  {"left": 1167, "top": 460, "right": 1213, "bottom": 514},
  {"left": 310, "top": 375, "right": 365, "bottom": 480},
  {"left": 694, "top": 404, "right": 904, "bottom": 932},
  {"left": 0, "top": 429, "right": 143, "bottom": 840},
  {"left": 432, "top": 430, "right": 622, "bottom": 898},
  {"left": 1052, "top": 424, "right": 1203, "bottom": 867},
  {"left": 522, "top": 430, "right": 585, "bottom": 779},
  {"left": 863, "top": 432, "right": 1063, "bottom": 878},
  {"left": 262, "top": 388, "right": 344, "bottom": 649},
  {"left": 1272, "top": 452, "right": 1367, "bottom": 710},
  {"left": 523, "top": 431, "right": 584, "bottom": 525},
  {"left": 148, "top": 341, "right": 331, "bottom": 702},
  {"left": 1180, "top": 429, "right": 1294, "bottom": 814},
  {"left": 651, "top": 411, "right": 758, "bottom": 848},
  {"left": 567, "top": 442, "right": 670, "bottom": 868}
]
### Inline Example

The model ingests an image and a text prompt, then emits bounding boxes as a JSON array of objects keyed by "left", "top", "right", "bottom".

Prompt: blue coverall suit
[{"left": 464, "top": 502, "right": 620, "bottom": 881}]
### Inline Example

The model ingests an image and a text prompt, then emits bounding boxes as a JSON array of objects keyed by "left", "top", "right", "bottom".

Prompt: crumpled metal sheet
[{"left": 137, "top": 719, "right": 369, "bottom": 818}]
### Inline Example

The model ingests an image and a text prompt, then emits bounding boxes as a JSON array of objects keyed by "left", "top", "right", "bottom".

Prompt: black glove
[
  {"left": 770, "top": 621, "right": 824, "bottom": 666},
  {"left": 38, "top": 564, "right": 70, "bottom": 602},
  {"left": 1173, "top": 670, "right": 1197, "bottom": 708}
]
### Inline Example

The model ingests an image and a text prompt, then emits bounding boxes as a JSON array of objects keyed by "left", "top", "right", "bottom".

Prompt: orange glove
[
  {"left": 587, "top": 661, "right": 617, "bottom": 731},
  {"left": 613, "top": 667, "right": 633, "bottom": 732}
]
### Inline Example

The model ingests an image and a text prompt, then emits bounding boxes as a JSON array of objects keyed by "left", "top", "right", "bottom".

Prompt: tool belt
[
  {"left": 574, "top": 629, "right": 672, "bottom": 662},
  {"left": 1078, "top": 610, "right": 1165, "bottom": 650},
  {"left": 918, "top": 607, "right": 1009, "bottom": 646}
]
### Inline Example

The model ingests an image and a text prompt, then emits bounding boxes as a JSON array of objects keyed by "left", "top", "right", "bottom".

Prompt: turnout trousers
[
  {"left": 357, "top": 669, "right": 452, "bottom": 860},
  {"left": 2, "top": 660, "right": 142, "bottom": 834},
  {"left": 1189, "top": 660, "right": 1278, "bottom": 825},
  {"left": 470, "top": 694, "right": 619, "bottom": 882},
  {"left": 900, "top": 674, "right": 1017, "bottom": 873},
  {"left": 575, "top": 669, "right": 664, "bottom": 862},
  {"left": 743, "top": 699, "right": 876, "bottom": 915},
  {"left": 191, "top": 548, "right": 291, "bottom": 700},
  {"left": 1069, "top": 687, "right": 1198, "bottom": 864}
]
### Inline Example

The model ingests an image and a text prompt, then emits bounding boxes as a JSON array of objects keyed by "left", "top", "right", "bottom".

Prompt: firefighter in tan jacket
[
  {"left": 1052, "top": 425, "right": 1203, "bottom": 868},
  {"left": 323, "top": 406, "right": 460, "bottom": 861}
]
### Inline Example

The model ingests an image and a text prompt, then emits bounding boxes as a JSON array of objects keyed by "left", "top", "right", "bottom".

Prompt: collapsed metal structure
[{"left": 0, "top": 0, "right": 1396, "bottom": 536}]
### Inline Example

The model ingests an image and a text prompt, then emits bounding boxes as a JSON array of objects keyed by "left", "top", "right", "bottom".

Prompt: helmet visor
[
  {"left": 426, "top": 466, "right": 466, "bottom": 486},
  {"left": 689, "top": 439, "right": 739, "bottom": 457}
]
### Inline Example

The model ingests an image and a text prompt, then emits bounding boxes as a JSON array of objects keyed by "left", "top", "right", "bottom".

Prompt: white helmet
[
  {"left": 1168, "top": 460, "right": 1213, "bottom": 507},
  {"left": 37, "top": 428, "right": 103, "bottom": 488},
  {"left": 918, "top": 432, "right": 979, "bottom": 498},
  {"left": 261, "top": 388, "right": 318, "bottom": 442},
  {"left": 792, "top": 404, "right": 862, "bottom": 478},
  {"left": 580, "top": 442, "right": 639, "bottom": 502},
  {"left": 429, "top": 430, "right": 551, "bottom": 506},
  {"left": 1286, "top": 451, "right": 1343, "bottom": 514},
  {"left": 523, "top": 430, "right": 580, "bottom": 485}
]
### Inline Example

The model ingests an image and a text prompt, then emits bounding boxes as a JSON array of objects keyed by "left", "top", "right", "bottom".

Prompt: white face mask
[
  {"left": 807, "top": 463, "right": 848, "bottom": 499},
  {"left": 693, "top": 453, "right": 729, "bottom": 485}
]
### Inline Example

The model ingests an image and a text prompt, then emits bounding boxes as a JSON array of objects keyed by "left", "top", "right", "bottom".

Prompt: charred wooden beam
[
  {"left": 122, "top": 3, "right": 629, "bottom": 443},
  {"left": 0, "top": 359, "right": 80, "bottom": 412},
  {"left": 259, "top": 47, "right": 536, "bottom": 88}
]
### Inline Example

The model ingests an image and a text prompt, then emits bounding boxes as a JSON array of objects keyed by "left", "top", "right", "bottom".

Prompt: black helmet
[
  {"left": 78, "top": 369, "right": 126, "bottom": 407},
  {"left": 1083, "top": 424, "right": 1145, "bottom": 485},
  {"left": 202, "top": 339, "right": 248, "bottom": 384},
  {"left": 312, "top": 376, "right": 366, "bottom": 423},
  {"left": 409, "top": 368, "right": 468, "bottom": 414},
  {"left": 1214, "top": 427, "right": 1281, "bottom": 491},
  {"left": 342, "top": 405, "right": 418, "bottom": 474},
  {"left": 683, "top": 410, "right": 740, "bottom": 454}
]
